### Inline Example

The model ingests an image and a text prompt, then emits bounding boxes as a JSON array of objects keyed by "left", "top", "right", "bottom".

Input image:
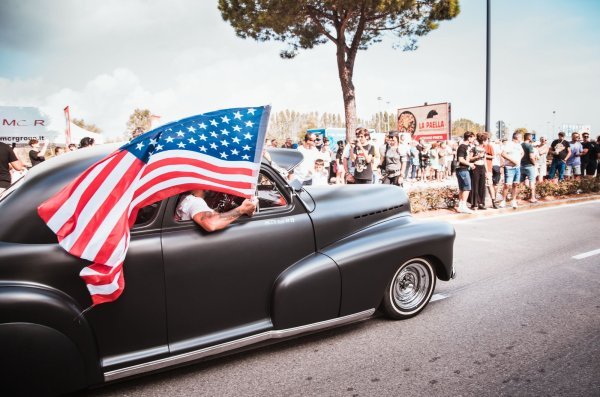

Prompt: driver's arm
[{"left": 192, "top": 199, "right": 256, "bottom": 232}]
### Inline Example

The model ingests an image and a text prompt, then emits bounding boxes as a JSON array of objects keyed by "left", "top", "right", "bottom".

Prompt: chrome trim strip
[{"left": 104, "top": 308, "right": 375, "bottom": 382}]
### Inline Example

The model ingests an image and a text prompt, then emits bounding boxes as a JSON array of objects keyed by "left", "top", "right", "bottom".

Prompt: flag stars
[
  {"left": 242, "top": 154, "right": 250, "bottom": 160},
  {"left": 177, "top": 142, "right": 186, "bottom": 148},
  {"left": 233, "top": 111, "right": 243, "bottom": 120},
  {"left": 210, "top": 142, "right": 218, "bottom": 150},
  {"left": 242, "top": 144, "right": 251, "bottom": 151},
  {"left": 165, "top": 136, "right": 174, "bottom": 143},
  {"left": 149, "top": 138, "right": 157, "bottom": 146},
  {"left": 210, "top": 131, "right": 218, "bottom": 138},
  {"left": 231, "top": 149, "right": 239, "bottom": 156},
  {"left": 221, "top": 139, "right": 229, "bottom": 147},
  {"left": 232, "top": 137, "right": 241, "bottom": 144},
  {"left": 188, "top": 126, "right": 196, "bottom": 133},
  {"left": 220, "top": 152, "right": 228, "bottom": 159},
  {"left": 220, "top": 115, "right": 230, "bottom": 124},
  {"left": 188, "top": 137, "right": 197, "bottom": 144},
  {"left": 155, "top": 144, "right": 164, "bottom": 151},
  {"left": 244, "top": 133, "right": 253, "bottom": 140},
  {"left": 199, "top": 134, "right": 207, "bottom": 141},
  {"left": 198, "top": 122, "right": 207, "bottom": 129},
  {"left": 199, "top": 145, "right": 207, "bottom": 152},
  {"left": 210, "top": 119, "right": 218, "bottom": 126},
  {"left": 176, "top": 130, "right": 185, "bottom": 137},
  {"left": 247, "top": 108, "right": 256, "bottom": 115},
  {"left": 136, "top": 142, "right": 144, "bottom": 150},
  {"left": 245, "top": 120, "right": 254, "bottom": 128},
  {"left": 220, "top": 128, "right": 230, "bottom": 136},
  {"left": 233, "top": 125, "right": 242, "bottom": 132}
]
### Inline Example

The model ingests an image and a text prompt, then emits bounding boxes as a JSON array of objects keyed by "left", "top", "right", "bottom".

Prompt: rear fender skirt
[{"left": 271, "top": 253, "right": 341, "bottom": 329}]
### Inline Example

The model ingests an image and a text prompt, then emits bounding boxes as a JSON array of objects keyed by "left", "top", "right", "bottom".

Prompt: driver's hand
[{"left": 239, "top": 198, "right": 257, "bottom": 216}]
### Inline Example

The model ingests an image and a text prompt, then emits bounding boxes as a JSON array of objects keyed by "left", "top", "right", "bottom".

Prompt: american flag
[{"left": 38, "top": 106, "right": 270, "bottom": 306}]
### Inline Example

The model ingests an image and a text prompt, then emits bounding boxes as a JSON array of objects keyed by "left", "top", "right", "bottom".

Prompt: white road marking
[
  {"left": 572, "top": 248, "right": 600, "bottom": 260},
  {"left": 430, "top": 293, "right": 448, "bottom": 302}
]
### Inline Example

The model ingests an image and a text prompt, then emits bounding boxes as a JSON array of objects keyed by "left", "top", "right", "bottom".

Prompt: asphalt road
[{"left": 84, "top": 200, "right": 600, "bottom": 397}]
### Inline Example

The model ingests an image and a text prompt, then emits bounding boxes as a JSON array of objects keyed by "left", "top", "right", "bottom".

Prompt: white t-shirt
[
  {"left": 176, "top": 194, "right": 212, "bottom": 221},
  {"left": 295, "top": 145, "right": 319, "bottom": 182},
  {"left": 312, "top": 169, "right": 329, "bottom": 186},
  {"left": 502, "top": 141, "right": 524, "bottom": 167}
]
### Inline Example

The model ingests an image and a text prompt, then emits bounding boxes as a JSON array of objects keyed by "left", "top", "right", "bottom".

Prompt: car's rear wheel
[{"left": 381, "top": 258, "right": 436, "bottom": 320}]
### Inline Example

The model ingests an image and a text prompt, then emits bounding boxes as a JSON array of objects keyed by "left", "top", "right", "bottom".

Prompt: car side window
[
  {"left": 256, "top": 171, "right": 287, "bottom": 210},
  {"left": 134, "top": 203, "right": 160, "bottom": 226}
]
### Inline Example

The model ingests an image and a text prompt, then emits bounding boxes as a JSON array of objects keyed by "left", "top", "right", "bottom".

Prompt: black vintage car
[{"left": 0, "top": 146, "right": 455, "bottom": 395}]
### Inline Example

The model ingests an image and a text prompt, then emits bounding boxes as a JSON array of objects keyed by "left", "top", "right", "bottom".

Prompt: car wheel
[{"left": 381, "top": 258, "right": 436, "bottom": 320}]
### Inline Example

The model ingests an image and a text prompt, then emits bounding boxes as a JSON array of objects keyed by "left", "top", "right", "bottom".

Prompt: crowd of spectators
[
  {"left": 1, "top": 137, "right": 95, "bottom": 193},
  {"left": 269, "top": 128, "right": 599, "bottom": 213}
]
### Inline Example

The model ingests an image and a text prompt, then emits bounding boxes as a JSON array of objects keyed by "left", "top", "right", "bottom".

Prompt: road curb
[{"left": 413, "top": 193, "right": 600, "bottom": 221}]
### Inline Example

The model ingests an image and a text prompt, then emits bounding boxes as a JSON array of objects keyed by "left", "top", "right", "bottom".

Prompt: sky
[{"left": 1, "top": 0, "right": 599, "bottom": 139}]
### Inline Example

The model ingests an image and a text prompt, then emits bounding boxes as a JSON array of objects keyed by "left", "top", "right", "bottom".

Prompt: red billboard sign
[{"left": 397, "top": 102, "right": 451, "bottom": 142}]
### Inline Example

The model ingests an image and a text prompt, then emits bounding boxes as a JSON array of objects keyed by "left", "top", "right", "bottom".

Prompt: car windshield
[{"left": 0, "top": 173, "right": 26, "bottom": 202}]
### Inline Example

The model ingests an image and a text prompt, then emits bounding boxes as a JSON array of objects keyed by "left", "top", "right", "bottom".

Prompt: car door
[{"left": 161, "top": 167, "right": 315, "bottom": 354}]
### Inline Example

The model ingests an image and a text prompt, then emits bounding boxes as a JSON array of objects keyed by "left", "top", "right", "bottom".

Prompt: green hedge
[{"left": 408, "top": 177, "right": 600, "bottom": 213}]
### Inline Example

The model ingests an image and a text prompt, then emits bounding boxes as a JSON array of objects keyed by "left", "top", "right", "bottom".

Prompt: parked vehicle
[{"left": 0, "top": 146, "right": 455, "bottom": 395}]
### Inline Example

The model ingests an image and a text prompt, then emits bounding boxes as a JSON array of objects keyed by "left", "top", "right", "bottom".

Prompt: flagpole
[{"left": 64, "top": 106, "right": 72, "bottom": 146}]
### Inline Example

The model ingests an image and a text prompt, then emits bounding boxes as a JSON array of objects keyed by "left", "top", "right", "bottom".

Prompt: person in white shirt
[
  {"left": 176, "top": 190, "right": 256, "bottom": 232},
  {"left": 295, "top": 133, "right": 320, "bottom": 185},
  {"left": 312, "top": 159, "right": 330, "bottom": 186},
  {"left": 499, "top": 132, "right": 525, "bottom": 209}
]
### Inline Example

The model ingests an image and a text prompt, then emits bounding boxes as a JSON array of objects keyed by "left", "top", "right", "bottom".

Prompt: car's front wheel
[{"left": 381, "top": 258, "right": 436, "bottom": 320}]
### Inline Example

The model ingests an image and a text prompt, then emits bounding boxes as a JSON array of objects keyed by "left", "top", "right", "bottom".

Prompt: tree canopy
[{"left": 219, "top": 0, "right": 460, "bottom": 141}]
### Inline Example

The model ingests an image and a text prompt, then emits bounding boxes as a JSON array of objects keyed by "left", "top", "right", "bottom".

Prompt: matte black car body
[{"left": 0, "top": 146, "right": 455, "bottom": 395}]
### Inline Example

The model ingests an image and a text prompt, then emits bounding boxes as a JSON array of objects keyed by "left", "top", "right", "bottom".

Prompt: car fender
[
  {"left": 0, "top": 284, "right": 102, "bottom": 394},
  {"left": 271, "top": 253, "right": 341, "bottom": 329},
  {"left": 321, "top": 216, "right": 455, "bottom": 316}
]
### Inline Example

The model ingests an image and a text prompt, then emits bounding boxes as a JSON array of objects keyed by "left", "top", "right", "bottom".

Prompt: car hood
[{"left": 303, "top": 184, "right": 411, "bottom": 249}]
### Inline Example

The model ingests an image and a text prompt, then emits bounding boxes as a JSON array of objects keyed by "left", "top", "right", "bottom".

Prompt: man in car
[{"left": 176, "top": 189, "right": 257, "bottom": 232}]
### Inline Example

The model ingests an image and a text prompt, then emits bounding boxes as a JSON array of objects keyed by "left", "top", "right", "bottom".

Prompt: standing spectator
[
  {"left": 438, "top": 141, "right": 447, "bottom": 181},
  {"left": 409, "top": 140, "right": 420, "bottom": 180},
  {"left": 28, "top": 139, "right": 49, "bottom": 167},
  {"left": 430, "top": 142, "right": 443, "bottom": 181},
  {"left": 380, "top": 132, "right": 402, "bottom": 186},
  {"left": 455, "top": 131, "right": 476, "bottom": 214},
  {"left": 335, "top": 141, "right": 346, "bottom": 184},
  {"left": 316, "top": 140, "right": 333, "bottom": 183},
  {"left": 398, "top": 134, "right": 410, "bottom": 181},
  {"left": 520, "top": 132, "right": 538, "bottom": 203},
  {"left": 469, "top": 133, "right": 487, "bottom": 210},
  {"left": 1, "top": 142, "right": 25, "bottom": 195},
  {"left": 548, "top": 132, "right": 571, "bottom": 182},
  {"left": 580, "top": 133, "right": 597, "bottom": 176},
  {"left": 499, "top": 131, "right": 524, "bottom": 209},
  {"left": 295, "top": 133, "right": 319, "bottom": 185},
  {"left": 79, "top": 137, "right": 95, "bottom": 148},
  {"left": 418, "top": 142, "right": 431, "bottom": 182},
  {"left": 54, "top": 147, "right": 66, "bottom": 156},
  {"left": 312, "top": 159, "right": 329, "bottom": 186},
  {"left": 536, "top": 136, "right": 549, "bottom": 182},
  {"left": 565, "top": 132, "right": 583, "bottom": 179},
  {"left": 68, "top": 143, "right": 77, "bottom": 151},
  {"left": 351, "top": 128, "right": 375, "bottom": 184},
  {"left": 597, "top": 135, "right": 600, "bottom": 177},
  {"left": 445, "top": 140, "right": 454, "bottom": 177},
  {"left": 343, "top": 138, "right": 356, "bottom": 184},
  {"left": 281, "top": 137, "right": 295, "bottom": 149},
  {"left": 484, "top": 134, "right": 499, "bottom": 208}
]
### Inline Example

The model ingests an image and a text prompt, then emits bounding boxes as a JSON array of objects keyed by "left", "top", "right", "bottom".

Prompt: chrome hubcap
[{"left": 392, "top": 261, "right": 431, "bottom": 311}]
